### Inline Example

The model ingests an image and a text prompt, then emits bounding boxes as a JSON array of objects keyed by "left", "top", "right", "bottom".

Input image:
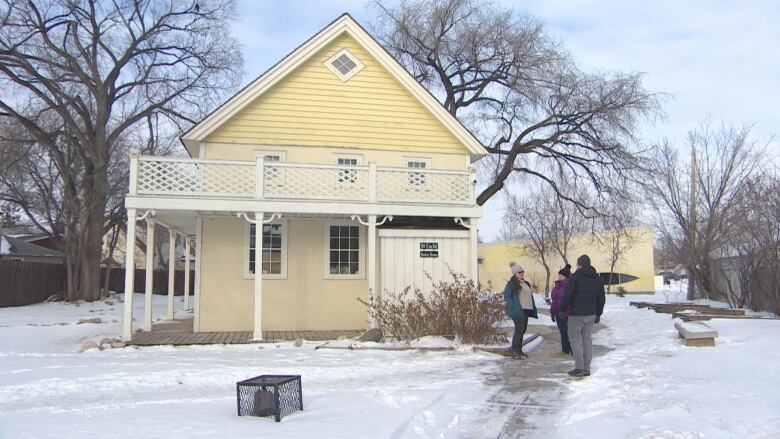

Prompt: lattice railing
[
  {"left": 262, "top": 163, "right": 370, "bottom": 201},
  {"left": 132, "top": 155, "right": 474, "bottom": 205},
  {"left": 376, "top": 167, "right": 473, "bottom": 204},
  {"left": 137, "top": 157, "right": 255, "bottom": 197}
]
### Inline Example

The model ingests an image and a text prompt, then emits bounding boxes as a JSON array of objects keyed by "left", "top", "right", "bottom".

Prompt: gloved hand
[
  {"left": 551, "top": 313, "right": 556, "bottom": 323},
  {"left": 595, "top": 315, "right": 601, "bottom": 324}
]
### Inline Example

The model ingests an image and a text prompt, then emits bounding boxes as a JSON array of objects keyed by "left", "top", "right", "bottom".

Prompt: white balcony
[{"left": 129, "top": 153, "right": 476, "bottom": 206}]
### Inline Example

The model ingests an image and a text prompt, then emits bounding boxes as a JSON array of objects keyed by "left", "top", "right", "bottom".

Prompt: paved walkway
[{"left": 486, "top": 322, "right": 610, "bottom": 438}]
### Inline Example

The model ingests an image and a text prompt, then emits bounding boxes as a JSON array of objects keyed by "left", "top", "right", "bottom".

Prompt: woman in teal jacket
[{"left": 503, "top": 262, "right": 538, "bottom": 358}]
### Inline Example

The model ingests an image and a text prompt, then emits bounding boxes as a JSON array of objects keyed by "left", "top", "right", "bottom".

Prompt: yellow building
[
  {"left": 120, "top": 15, "right": 487, "bottom": 341},
  {"left": 479, "top": 227, "right": 656, "bottom": 295}
]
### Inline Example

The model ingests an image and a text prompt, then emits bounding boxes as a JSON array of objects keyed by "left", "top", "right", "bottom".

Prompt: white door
[{"left": 379, "top": 229, "right": 470, "bottom": 298}]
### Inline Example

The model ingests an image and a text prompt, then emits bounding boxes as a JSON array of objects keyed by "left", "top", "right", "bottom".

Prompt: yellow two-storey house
[{"left": 121, "top": 14, "right": 486, "bottom": 341}]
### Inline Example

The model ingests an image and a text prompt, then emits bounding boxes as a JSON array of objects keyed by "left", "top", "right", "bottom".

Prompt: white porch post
[
  {"left": 122, "top": 208, "right": 137, "bottom": 341},
  {"left": 469, "top": 217, "right": 479, "bottom": 283},
  {"left": 193, "top": 216, "right": 202, "bottom": 332},
  {"left": 167, "top": 229, "right": 176, "bottom": 320},
  {"left": 184, "top": 236, "right": 191, "bottom": 310},
  {"left": 144, "top": 218, "right": 155, "bottom": 331},
  {"left": 253, "top": 212, "right": 264, "bottom": 341},
  {"left": 366, "top": 214, "right": 377, "bottom": 328}
]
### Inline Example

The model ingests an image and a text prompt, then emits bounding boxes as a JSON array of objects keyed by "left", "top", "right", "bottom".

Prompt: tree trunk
[
  {"left": 79, "top": 190, "right": 108, "bottom": 301},
  {"left": 62, "top": 166, "right": 109, "bottom": 302},
  {"left": 103, "top": 223, "right": 120, "bottom": 295},
  {"left": 686, "top": 270, "right": 695, "bottom": 301},
  {"left": 543, "top": 266, "right": 551, "bottom": 299},
  {"left": 606, "top": 259, "right": 617, "bottom": 294},
  {"left": 65, "top": 248, "right": 79, "bottom": 302}
]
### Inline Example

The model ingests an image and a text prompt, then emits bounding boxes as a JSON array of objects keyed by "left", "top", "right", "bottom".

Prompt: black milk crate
[{"left": 236, "top": 375, "right": 303, "bottom": 422}]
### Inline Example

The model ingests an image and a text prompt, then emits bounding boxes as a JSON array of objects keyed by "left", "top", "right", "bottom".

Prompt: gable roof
[
  {"left": 0, "top": 236, "right": 63, "bottom": 258},
  {"left": 181, "top": 14, "right": 487, "bottom": 161}
]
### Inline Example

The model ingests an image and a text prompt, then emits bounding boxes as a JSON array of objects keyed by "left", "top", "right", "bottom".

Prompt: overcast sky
[{"left": 233, "top": 0, "right": 780, "bottom": 241}]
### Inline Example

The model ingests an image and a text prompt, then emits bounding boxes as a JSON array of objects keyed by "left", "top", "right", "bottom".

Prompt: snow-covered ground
[
  {"left": 532, "top": 280, "right": 780, "bottom": 439},
  {"left": 1, "top": 279, "right": 779, "bottom": 438}
]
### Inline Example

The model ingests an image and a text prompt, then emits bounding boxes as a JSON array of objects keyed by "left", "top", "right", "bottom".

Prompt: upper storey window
[{"left": 325, "top": 49, "right": 365, "bottom": 82}]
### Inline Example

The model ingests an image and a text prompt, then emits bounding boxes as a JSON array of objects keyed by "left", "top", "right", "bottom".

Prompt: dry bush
[{"left": 359, "top": 272, "right": 506, "bottom": 344}]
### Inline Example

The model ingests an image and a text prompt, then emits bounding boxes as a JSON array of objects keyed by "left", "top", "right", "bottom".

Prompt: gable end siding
[{"left": 205, "top": 33, "right": 469, "bottom": 156}]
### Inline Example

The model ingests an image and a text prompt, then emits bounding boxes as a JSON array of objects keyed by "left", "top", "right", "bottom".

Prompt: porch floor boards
[{"left": 128, "top": 325, "right": 364, "bottom": 346}]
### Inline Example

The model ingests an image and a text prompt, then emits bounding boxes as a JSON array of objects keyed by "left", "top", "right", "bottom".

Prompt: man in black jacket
[{"left": 560, "top": 254, "right": 605, "bottom": 377}]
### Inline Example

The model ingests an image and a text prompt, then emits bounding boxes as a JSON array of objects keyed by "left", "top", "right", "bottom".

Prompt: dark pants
[
  {"left": 511, "top": 316, "right": 528, "bottom": 352},
  {"left": 556, "top": 315, "right": 572, "bottom": 354}
]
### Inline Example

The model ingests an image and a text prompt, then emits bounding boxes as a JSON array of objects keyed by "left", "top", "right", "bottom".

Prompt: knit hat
[
  {"left": 576, "top": 254, "right": 591, "bottom": 268},
  {"left": 509, "top": 262, "right": 524, "bottom": 275},
  {"left": 558, "top": 264, "right": 571, "bottom": 277}
]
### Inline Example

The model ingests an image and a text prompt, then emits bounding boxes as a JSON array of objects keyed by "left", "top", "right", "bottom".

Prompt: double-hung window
[
  {"left": 247, "top": 220, "right": 287, "bottom": 279},
  {"left": 324, "top": 221, "right": 363, "bottom": 279}
]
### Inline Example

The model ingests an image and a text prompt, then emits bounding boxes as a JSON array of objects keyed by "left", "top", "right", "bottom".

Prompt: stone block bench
[{"left": 674, "top": 320, "right": 718, "bottom": 347}]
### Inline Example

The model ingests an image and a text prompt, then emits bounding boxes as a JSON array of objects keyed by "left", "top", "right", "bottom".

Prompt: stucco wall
[
  {"left": 199, "top": 217, "right": 369, "bottom": 331},
  {"left": 478, "top": 228, "right": 656, "bottom": 295}
]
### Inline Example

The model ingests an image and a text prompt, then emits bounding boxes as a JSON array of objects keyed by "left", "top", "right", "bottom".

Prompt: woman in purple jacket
[{"left": 550, "top": 264, "right": 572, "bottom": 356}]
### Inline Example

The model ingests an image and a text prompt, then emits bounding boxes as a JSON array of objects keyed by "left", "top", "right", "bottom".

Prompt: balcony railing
[{"left": 129, "top": 153, "right": 476, "bottom": 206}]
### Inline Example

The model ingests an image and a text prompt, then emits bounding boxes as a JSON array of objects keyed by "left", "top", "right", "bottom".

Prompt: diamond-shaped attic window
[
  {"left": 332, "top": 54, "right": 357, "bottom": 75},
  {"left": 325, "top": 49, "right": 365, "bottom": 82}
]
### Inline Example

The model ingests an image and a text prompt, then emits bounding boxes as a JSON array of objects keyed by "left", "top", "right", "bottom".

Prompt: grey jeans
[{"left": 567, "top": 315, "right": 596, "bottom": 370}]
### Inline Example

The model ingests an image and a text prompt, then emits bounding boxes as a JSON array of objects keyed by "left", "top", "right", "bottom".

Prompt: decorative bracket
[
  {"left": 351, "top": 215, "right": 393, "bottom": 226},
  {"left": 137, "top": 210, "right": 156, "bottom": 222},
  {"left": 454, "top": 217, "right": 474, "bottom": 229},
  {"left": 236, "top": 212, "right": 282, "bottom": 225}
]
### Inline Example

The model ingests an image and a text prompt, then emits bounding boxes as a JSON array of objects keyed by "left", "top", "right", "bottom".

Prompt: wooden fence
[
  {"left": 0, "top": 262, "right": 194, "bottom": 307},
  {"left": 102, "top": 267, "right": 195, "bottom": 296},
  {"left": 0, "top": 260, "right": 66, "bottom": 307}
]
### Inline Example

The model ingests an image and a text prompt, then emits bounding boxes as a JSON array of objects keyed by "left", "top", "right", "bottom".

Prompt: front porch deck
[{"left": 128, "top": 319, "right": 363, "bottom": 346}]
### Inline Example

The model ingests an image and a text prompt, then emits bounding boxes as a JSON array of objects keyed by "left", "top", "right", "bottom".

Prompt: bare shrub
[{"left": 359, "top": 272, "right": 506, "bottom": 344}]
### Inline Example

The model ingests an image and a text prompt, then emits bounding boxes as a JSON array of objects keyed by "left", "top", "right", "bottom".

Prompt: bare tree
[
  {"left": 370, "top": 0, "right": 663, "bottom": 208},
  {"left": 714, "top": 173, "right": 780, "bottom": 313},
  {"left": 0, "top": 0, "right": 242, "bottom": 301},
  {"left": 592, "top": 201, "right": 641, "bottom": 294},
  {"left": 643, "top": 122, "right": 767, "bottom": 301},
  {"left": 502, "top": 189, "right": 556, "bottom": 296},
  {"left": 546, "top": 184, "right": 593, "bottom": 265}
]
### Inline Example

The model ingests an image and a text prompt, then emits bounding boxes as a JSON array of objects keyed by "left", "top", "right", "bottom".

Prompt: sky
[{"left": 232, "top": 0, "right": 780, "bottom": 241}]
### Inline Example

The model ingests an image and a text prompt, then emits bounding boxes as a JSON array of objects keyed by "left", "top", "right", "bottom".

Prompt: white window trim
[
  {"left": 334, "top": 152, "right": 363, "bottom": 165},
  {"left": 254, "top": 150, "right": 286, "bottom": 161},
  {"left": 334, "top": 153, "right": 364, "bottom": 187},
  {"left": 243, "top": 218, "right": 288, "bottom": 280},
  {"left": 404, "top": 156, "right": 431, "bottom": 168},
  {"left": 324, "top": 48, "right": 365, "bottom": 82},
  {"left": 256, "top": 150, "right": 286, "bottom": 187},
  {"left": 323, "top": 220, "right": 365, "bottom": 280},
  {"left": 404, "top": 156, "right": 432, "bottom": 191}
]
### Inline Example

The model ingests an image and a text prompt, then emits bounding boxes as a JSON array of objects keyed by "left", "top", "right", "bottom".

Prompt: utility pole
[{"left": 687, "top": 144, "right": 697, "bottom": 301}]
